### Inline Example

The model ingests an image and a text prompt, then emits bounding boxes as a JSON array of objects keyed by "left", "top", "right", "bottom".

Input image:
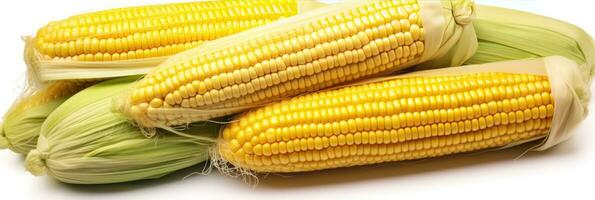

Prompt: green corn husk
[
  {"left": 0, "top": 99, "right": 63, "bottom": 154},
  {"left": 464, "top": 5, "right": 595, "bottom": 77},
  {"left": 25, "top": 76, "right": 219, "bottom": 184},
  {"left": 1, "top": 81, "right": 91, "bottom": 154}
]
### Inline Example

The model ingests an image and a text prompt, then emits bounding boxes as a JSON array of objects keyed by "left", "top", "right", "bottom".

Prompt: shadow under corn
[
  {"left": 44, "top": 162, "right": 212, "bottom": 194},
  {"left": 256, "top": 138, "right": 579, "bottom": 188},
  {"left": 39, "top": 137, "right": 580, "bottom": 193}
]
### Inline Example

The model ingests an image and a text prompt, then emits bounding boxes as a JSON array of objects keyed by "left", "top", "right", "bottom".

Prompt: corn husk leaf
[
  {"left": 1, "top": 81, "right": 92, "bottom": 154},
  {"left": 464, "top": 5, "right": 595, "bottom": 79},
  {"left": 0, "top": 98, "right": 63, "bottom": 154},
  {"left": 25, "top": 76, "right": 219, "bottom": 184}
]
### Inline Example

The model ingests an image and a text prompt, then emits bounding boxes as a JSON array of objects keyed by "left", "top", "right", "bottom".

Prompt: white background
[{"left": 1, "top": 0, "right": 594, "bottom": 199}]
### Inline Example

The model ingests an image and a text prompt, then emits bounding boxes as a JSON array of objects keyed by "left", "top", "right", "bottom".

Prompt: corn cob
[
  {"left": 26, "top": 0, "right": 307, "bottom": 82},
  {"left": 121, "top": 0, "right": 478, "bottom": 130},
  {"left": 0, "top": 81, "right": 93, "bottom": 154},
  {"left": 24, "top": 77, "right": 219, "bottom": 184},
  {"left": 217, "top": 56, "right": 590, "bottom": 173}
]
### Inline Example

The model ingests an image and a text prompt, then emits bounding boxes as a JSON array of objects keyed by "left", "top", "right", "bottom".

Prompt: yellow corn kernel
[{"left": 218, "top": 72, "right": 554, "bottom": 172}]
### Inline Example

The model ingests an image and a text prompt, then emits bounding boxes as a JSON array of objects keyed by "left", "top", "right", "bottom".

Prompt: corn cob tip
[
  {"left": 113, "top": 94, "right": 160, "bottom": 135},
  {"left": 25, "top": 149, "right": 48, "bottom": 176},
  {"left": 210, "top": 143, "right": 259, "bottom": 185},
  {"left": 0, "top": 123, "right": 8, "bottom": 149}
]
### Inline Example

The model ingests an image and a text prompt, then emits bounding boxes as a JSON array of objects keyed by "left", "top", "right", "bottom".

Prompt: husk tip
[
  {"left": 451, "top": 0, "right": 476, "bottom": 25},
  {"left": 25, "top": 149, "right": 48, "bottom": 176},
  {"left": 22, "top": 35, "right": 44, "bottom": 89},
  {"left": 0, "top": 123, "right": 8, "bottom": 149}
]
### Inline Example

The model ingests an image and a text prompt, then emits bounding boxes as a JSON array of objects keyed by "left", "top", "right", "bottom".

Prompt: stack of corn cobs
[{"left": 0, "top": 0, "right": 593, "bottom": 184}]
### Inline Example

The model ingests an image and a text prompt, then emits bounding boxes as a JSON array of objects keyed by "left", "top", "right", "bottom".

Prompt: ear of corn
[
  {"left": 24, "top": 76, "right": 219, "bottom": 184},
  {"left": 26, "top": 0, "right": 308, "bottom": 82},
  {"left": 217, "top": 56, "right": 589, "bottom": 173},
  {"left": 463, "top": 5, "right": 595, "bottom": 79},
  {"left": 0, "top": 81, "right": 92, "bottom": 154},
  {"left": 121, "top": 0, "right": 478, "bottom": 130},
  {"left": 220, "top": 72, "right": 554, "bottom": 172}
]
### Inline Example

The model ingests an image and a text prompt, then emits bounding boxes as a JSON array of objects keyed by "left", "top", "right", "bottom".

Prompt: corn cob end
[
  {"left": 210, "top": 142, "right": 259, "bottom": 184},
  {"left": 116, "top": 94, "right": 160, "bottom": 135},
  {"left": 25, "top": 149, "right": 48, "bottom": 176}
]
